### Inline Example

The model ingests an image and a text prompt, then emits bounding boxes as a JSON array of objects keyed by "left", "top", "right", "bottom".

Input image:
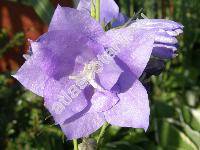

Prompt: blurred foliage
[
  {"left": 0, "top": 29, "right": 24, "bottom": 58},
  {"left": 0, "top": 0, "right": 200, "bottom": 150},
  {"left": 0, "top": 73, "right": 72, "bottom": 149},
  {"left": 8, "top": 0, "right": 54, "bottom": 24}
]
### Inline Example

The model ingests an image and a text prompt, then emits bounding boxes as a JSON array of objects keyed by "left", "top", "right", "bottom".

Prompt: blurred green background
[{"left": 0, "top": 0, "right": 199, "bottom": 149}]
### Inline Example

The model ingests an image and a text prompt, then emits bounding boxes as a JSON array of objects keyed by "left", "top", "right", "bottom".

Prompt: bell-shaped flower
[{"left": 13, "top": 2, "right": 183, "bottom": 140}]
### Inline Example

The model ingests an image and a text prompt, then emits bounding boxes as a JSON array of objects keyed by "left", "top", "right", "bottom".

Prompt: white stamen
[{"left": 69, "top": 61, "right": 105, "bottom": 91}]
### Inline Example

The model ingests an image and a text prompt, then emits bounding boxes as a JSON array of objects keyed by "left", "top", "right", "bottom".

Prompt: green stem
[
  {"left": 73, "top": 139, "right": 78, "bottom": 150},
  {"left": 95, "top": 0, "right": 100, "bottom": 21},
  {"left": 97, "top": 122, "right": 109, "bottom": 144},
  {"left": 91, "top": 0, "right": 96, "bottom": 19},
  {"left": 130, "top": 0, "right": 134, "bottom": 17}
]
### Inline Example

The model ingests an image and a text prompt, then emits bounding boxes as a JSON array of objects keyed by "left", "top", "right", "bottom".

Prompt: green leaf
[
  {"left": 157, "top": 119, "right": 198, "bottom": 150},
  {"left": 182, "top": 106, "right": 200, "bottom": 131},
  {"left": 30, "top": 0, "right": 54, "bottom": 24},
  {"left": 183, "top": 123, "right": 200, "bottom": 149}
]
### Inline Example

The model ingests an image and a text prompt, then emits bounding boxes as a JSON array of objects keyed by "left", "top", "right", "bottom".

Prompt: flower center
[{"left": 69, "top": 61, "right": 104, "bottom": 91}]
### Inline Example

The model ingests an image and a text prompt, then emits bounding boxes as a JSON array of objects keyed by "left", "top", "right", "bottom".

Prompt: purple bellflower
[
  {"left": 13, "top": 0, "right": 183, "bottom": 140},
  {"left": 78, "top": 0, "right": 183, "bottom": 78}
]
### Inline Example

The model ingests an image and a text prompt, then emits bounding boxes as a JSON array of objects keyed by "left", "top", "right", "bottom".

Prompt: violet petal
[
  {"left": 61, "top": 112, "right": 105, "bottom": 140},
  {"left": 104, "top": 79, "right": 150, "bottom": 131}
]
